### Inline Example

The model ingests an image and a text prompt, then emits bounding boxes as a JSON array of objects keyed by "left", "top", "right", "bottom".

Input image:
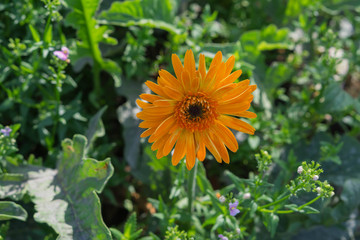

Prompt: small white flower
[
  {"left": 316, "top": 187, "right": 321, "bottom": 194},
  {"left": 219, "top": 196, "right": 226, "bottom": 203},
  {"left": 330, "top": 191, "right": 335, "bottom": 197},
  {"left": 236, "top": 228, "right": 241, "bottom": 234},
  {"left": 243, "top": 193, "right": 251, "bottom": 199},
  {"left": 313, "top": 175, "right": 319, "bottom": 181},
  {"left": 297, "top": 166, "right": 303, "bottom": 174}
]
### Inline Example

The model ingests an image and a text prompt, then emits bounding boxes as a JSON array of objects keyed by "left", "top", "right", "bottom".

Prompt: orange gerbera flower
[{"left": 137, "top": 50, "right": 256, "bottom": 170}]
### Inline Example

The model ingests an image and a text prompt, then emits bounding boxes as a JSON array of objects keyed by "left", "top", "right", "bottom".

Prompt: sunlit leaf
[{"left": 0, "top": 135, "right": 114, "bottom": 239}]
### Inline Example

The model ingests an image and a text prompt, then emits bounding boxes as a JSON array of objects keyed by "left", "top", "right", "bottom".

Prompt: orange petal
[
  {"left": 163, "top": 129, "right": 182, "bottom": 156},
  {"left": 214, "top": 62, "right": 227, "bottom": 83},
  {"left": 211, "top": 136, "right": 230, "bottom": 164},
  {"left": 209, "top": 51, "right": 222, "bottom": 69},
  {"left": 219, "top": 115, "right": 255, "bottom": 135},
  {"left": 184, "top": 49, "right": 196, "bottom": 77},
  {"left": 203, "top": 131, "right": 222, "bottom": 163},
  {"left": 148, "top": 116, "right": 176, "bottom": 143},
  {"left": 172, "top": 54, "right": 184, "bottom": 80},
  {"left": 136, "top": 99, "right": 152, "bottom": 109},
  {"left": 181, "top": 70, "right": 191, "bottom": 92},
  {"left": 140, "top": 128, "right": 155, "bottom": 138},
  {"left": 140, "top": 94, "right": 162, "bottom": 103},
  {"left": 145, "top": 81, "right": 167, "bottom": 97},
  {"left": 212, "top": 121, "right": 238, "bottom": 152},
  {"left": 224, "top": 55, "right": 235, "bottom": 76},
  {"left": 139, "top": 120, "right": 160, "bottom": 128},
  {"left": 172, "top": 132, "right": 186, "bottom": 166},
  {"left": 217, "top": 102, "right": 250, "bottom": 115},
  {"left": 219, "top": 70, "right": 242, "bottom": 86},
  {"left": 151, "top": 134, "right": 168, "bottom": 151},
  {"left": 195, "top": 132, "right": 206, "bottom": 161},
  {"left": 237, "top": 111, "right": 257, "bottom": 119},
  {"left": 221, "top": 85, "right": 256, "bottom": 104},
  {"left": 185, "top": 131, "right": 196, "bottom": 170},
  {"left": 198, "top": 54, "right": 206, "bottom": 80}
]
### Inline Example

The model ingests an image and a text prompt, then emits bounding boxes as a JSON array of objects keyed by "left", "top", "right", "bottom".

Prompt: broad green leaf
[
  {"left": 98, "top": 0, "right": 181, "bottom": 34},
  {"left": 0, "top": 135, "right": 114, "bottom": 240},
  {"left": 340, "top": 179, "right": 360, "bottom": 209},
  {"left": 258, "top": 24, "right": 293, "bottom": 51},
  {"left": 320, "top": 83, "right": 356, "bottom": 113},
  {"left": 264, "top": 62, "right": 293, "bottom": 93},
  {"left": 0, "top": 201, "right": 27, "bottom": 221}
]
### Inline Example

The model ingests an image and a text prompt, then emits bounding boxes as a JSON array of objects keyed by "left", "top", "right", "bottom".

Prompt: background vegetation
[{"left": 0, "top": 0, "right": 360, "bottom": 239}]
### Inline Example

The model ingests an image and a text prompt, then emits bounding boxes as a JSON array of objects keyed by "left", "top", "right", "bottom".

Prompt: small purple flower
[
  {"left": 1, "top": 126, "right": 12, "bottom": 136},
  {"left": 54, "top": 47, "right": 70, "bottom": 62},
  {"left": 229, "top": 200, "right": 240, "bottom": 216},
  {"left": 218, "top": 234, "right": 228, "bottom": 240}
]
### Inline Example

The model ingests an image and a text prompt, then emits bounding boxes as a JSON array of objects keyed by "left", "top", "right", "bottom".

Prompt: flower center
[{"left": 175, "top": 93, "right": 218, "bottom": 131}]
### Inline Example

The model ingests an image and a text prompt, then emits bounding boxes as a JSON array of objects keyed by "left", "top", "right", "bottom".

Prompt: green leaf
[
  {"left": 320, "top": 83, "right": 356, "bottom": 113},
  {"left": 0, "top": 201, "right": 27, "bottom": 221},
  {"left": 64, "top": 0, "right": 121, "bottom": 75},
  {"left": 340, "top": 179, "right": 360, "bottom": 209},
  {"left": 302, "top": 206, "right": 320, "bottom": 214},
  {"left": 124, "top": 213, "right": 138, "bottom": 238},
  {"left": 264, "top": 62, "right": 293, "bottom": 92},
  {"left": 258, "top": 24, "right": 293, "bottom": 51},
  {"left": 28, "top": 24, "right": 41, "bottom": 42},
  {"left": 44, "top": 24, "right": 52, "bottom": 44},
  {"left": 85, "top": 105, "right": 107, "bottom": 149},
  {"left": 0, "top": 135, "right": 114, "bottom": 239},
  {"left": 262, "top": 212, "right": 279, "bottom": 238},
  {"left": 98, "top": 0, "right": 181, "bottom": 34},
  {"left": 110, "top": 228, "right": 124, "bottom": 240}
]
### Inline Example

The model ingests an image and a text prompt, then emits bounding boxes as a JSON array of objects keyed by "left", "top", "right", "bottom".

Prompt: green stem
[
  {"left": 259, "top": 195, "right": 322, "bottom": 214},
  {"left": 258, "top": 194, "right": 290, "bottom": 209},
  {"left": 187, "top": 159, "right": 198, "bottom": 215}
]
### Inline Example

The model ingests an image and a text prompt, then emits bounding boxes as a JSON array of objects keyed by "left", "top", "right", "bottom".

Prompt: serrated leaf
[
  {"left": 0, "top": 135, "right": 114, "bottom": 240},
  {"left": 0, "top": 201, "right": 27, "bottom": 221},
  {"left": 98, "top": 0, "right": 181, "bottom": 34},
  {"left": 124, "top": 213, "right": 137, "bottom": 238},
  {"left": 110, "top": 228, "right": 124, "bottom": 240}
]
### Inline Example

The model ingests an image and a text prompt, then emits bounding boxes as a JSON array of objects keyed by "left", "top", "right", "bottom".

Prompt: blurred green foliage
[{"left": 0, "top": 0, "right": 360, "bottom": 239}]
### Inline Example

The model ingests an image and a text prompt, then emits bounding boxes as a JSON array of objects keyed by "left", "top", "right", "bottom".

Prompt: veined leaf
[
  {"left": 0, "top": 201, "right": 27, "bottom": 221},
  {"left": 64, "top": 0, "right": 121, "bottom": 76},
  {"left": 98, "top": 0, "right": 181, "bottom": 34},
  {"left": 0, "top": 135, "right": 114, "bottom": 240}
]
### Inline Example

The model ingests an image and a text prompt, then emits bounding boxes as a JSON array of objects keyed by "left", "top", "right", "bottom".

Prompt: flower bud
[
  {"left": 297, "top": 166, "right": 303, "bottom": 174},
  {"left": 313, "top": 175, "right": 319, "bottom": 181},
  {"left": 243, "top": 193, "right": 251, "bottom": 199},
  {"left": 219, "top": 196, "right": 226, "bottom": 203}
]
